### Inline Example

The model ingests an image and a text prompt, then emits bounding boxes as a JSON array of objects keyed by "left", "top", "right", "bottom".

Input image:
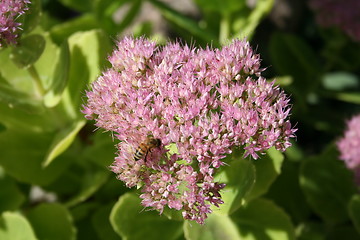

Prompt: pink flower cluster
[
  {"left": 82, "top": 37, "right": 296, "bottom": 224},
  {"left": 309, "top": 0, "right": 360, "bottom": 41},
  {"left": 0, "top": 0, "right": 30, "bottom": 47},
  {"left": 337, "top": 114, "right": 360, "bottom": 178}
]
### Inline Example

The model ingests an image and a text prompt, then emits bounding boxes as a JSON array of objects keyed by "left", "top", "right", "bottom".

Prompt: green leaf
[
  {"left": 0, "top": 172, "right": 25, "bottom": 213},
  {"left": 300, "top": 145, "right": 357, "bottom": 225},
  {"left": 58, "top": 0, "right": 93, "bottom": 12},
  {"left": 214, "top": 158, "right": 255, "bottom": 215},
  {"left": 26, "top": 203, "right": 76, "bottom": 240},
  {"left": 322, "top": 72, "right": 359, "bottom": 91},
  {"left": 91, "top": 203, "right": 121, "bottom": 240},
  {"left": 269, "top": 32, "right": 321, "bottom": 93},
  {"left": 43, "top": 120, "right": 85, "bottom": 167},
  {"left": 110, "top": 192, "right": 183, "bottom": 240},
  {"left": 34, "top": 32, "right": 63, "bottom": 94},
  {"left": 115, "top": 0, "right": 143, "bottom": 34},
  {"left": 246, "top": 147, "right": 284, "bottom": 201},
  {"left": 43, "top": 40, "right": 70, "bottom": 108},
  {"left": 231, "top": 198, "right": 295, "bottom": 240},
  {"left": 297, "top": 222, "right": 326, "bottom": 240},
  {"left": 149, "top": 0, "right": 218, "bottom": 44},
  {"left": 65, "top": 169, "right": 108, "bottom": 207},
  {"left": 334, "top": 92, "right": 360, "bottom": 104},
  {"left": 71, "top": 203, "right": 101, "bottom": 240},
  {"left": 82, "top": 130, "right": 117, "bottom": 167},
  {"left": 326, "top": 225, "right": 360, "bottom": 240},
  {"left": 93, "top": 0, "right": 126, "bottom": 35},
  {"left": 0, "top": 47, "right": 37, "bottom": 96},
  {"left": 10, "top": 34, "right": 45, "bottom": 68},
  {"left": 349, "top": 194, "right": 360, "bottom": 234},
  {"left": 194, "top": 0, "right": 246, "bottom": 14},
  {"left": 0, "top": 212, "right": 37, "bottom": 240},
  {"left": 0, "top": 126, "right": 74, "bottom": 185},
  {"left": 266, "top": 160, "right": 311, "bottom": 223},
  {"left": 65, "top": 29, "right": 111, "bottom": 117},
  {"left": 184, "top": 213, "right": 242, "bottom": 240},
  {"left": 233, "top": 0, "right": 274, "bottom": 39},
  {"left": 0, "top": 78, "right": 43, "bottom": 113},
  {"left": 22, "top": 0, "right": 42, "bottom": 34},
  {"left": 50, "top": 14, "right": 99, "bottom": 45}
]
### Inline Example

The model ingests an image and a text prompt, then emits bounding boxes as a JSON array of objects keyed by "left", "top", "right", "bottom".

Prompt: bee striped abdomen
[
  {"left": 134, "top": 143, "right": 148, "bottom": 161},
  {"left": 134, "top": 137, "right": 161, "bottom": 161}
]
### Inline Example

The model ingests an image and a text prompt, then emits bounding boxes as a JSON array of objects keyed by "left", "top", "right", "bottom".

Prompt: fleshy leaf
[
  {"left": 269, "top": 32, "right": 321, "bottom": 94},
  {"left": 43, "top": 120, "right": 85, "bottom": 167},
  {"left": 184, "top": 213, "right": 241, "bottom": 240},
  {"left": 22, "top": 0, "right": 42, "bottom": 34},
  {"left": 300, "top": 145, "right": 357, "bottom": 225},
  {"left": 10, "top": 34, "right": 45, "bottom": 68},
  {"left": 194, "top": 0, "right": 246, "bottom": 14},
  {"left": 231, "top": 198, "right": 295, "bottom": 240},
  {"left": 110, "top": 192, "right": 183, "bottom": 240},
  {"left": 65, "top": 169, "right": 108, "bottom": 207},
  {"left": 349, "top": 194, "right": 360, "bottom": 234},
  {"left": 246, "top": 147, "right": 284, "bottom": 201},
  {"left": 149, "top": 0, "right": 217, "bottom": 44},
  {"left": 0, "top": 212, "right": 37, "bottom": 240},
  {"left": 265, "top": 160, "right": 311, "bottom": 223},
  {"left": 43, "top": 40, "right": 70, "bottom": 108},
  {"left": 26, "top": 203, "right": 76, "bottom": 240},
  {"left": 0, "top": 172, "right": 25, "bottom": 213},
  {"left": 91, "top": 203, "right": 121, "bottom": 240},
  {"left": 233, "top": 0, "right": 274, "bottom": 39},
  {"left": 322, "top": 72, "right": 359, "bottom": 91},
  {"left": 0, "top": 124, "right": 73, "bottom": 185},
  {"left": 65, "top": 29, "right": 111, "bottom": 115},
  {"left": 214, "top": 157, "right": 255, "bottom": 215}
]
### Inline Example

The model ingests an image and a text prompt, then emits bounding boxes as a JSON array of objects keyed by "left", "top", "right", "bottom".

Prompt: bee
[{"left": 134, "top": 137, "right": 161, "bottom": 161}]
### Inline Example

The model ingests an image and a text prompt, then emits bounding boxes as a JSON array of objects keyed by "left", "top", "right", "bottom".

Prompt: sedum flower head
[
  {"left": 83, "top": 37, "right": 296, "bottom": 224},
  {"left": 309, "top": 0, "right": 360, "bottom": 41},
  {"left": 0, "top": 0, "right": 30, "bottom": 47},
  {"left": 337, "top": 114, "right": 360, "bottom": 170}
]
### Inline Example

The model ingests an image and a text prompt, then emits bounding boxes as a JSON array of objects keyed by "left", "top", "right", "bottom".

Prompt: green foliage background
[{"left": 1, "top": 0, "right": 360, "bottom": 239}]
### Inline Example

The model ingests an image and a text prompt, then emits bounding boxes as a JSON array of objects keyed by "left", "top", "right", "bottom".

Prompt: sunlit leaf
[
  {"left": 232, "top": 198, "right": 295, "bottom": 240},
  {"left": 110, "top": 192, "right": 183, "bottom": 240},
  {"left": 43, "top": 40, "right": 70, "bottom": 108},
  {"left": 0, "top": 212, "right": 37, "bottom": 240},
  {"left": 184, "top": 213, "right": 241, "bottom": 240},
  {"left": 50, "top": 14, "right": 99, "bottom": 45},
  {"left": 214, "top": 158, "right": 255, "bottom": 215},
  {"left": 43, "top": 120, "right": 85, "bottom": 167}
]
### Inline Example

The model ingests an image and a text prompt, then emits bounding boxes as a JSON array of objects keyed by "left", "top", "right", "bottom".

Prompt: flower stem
[
  {"left": 220, "top": 13, "right": 231, "bottom": 44},
  {"left": 27, "top": 65, "right": 45, "bottom": 96}
]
